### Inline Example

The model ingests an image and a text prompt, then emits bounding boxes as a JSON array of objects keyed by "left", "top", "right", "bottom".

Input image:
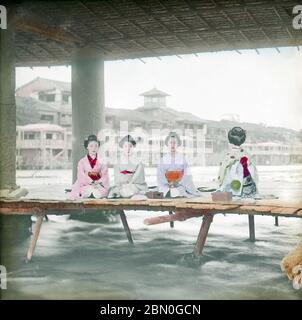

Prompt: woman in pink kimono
[{"left": 68, "top": 135, "right": 109, "bottom": 200}]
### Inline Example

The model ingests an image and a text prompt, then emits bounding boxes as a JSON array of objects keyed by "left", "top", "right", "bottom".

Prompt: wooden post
[
  {"left": 0, "top": 23, "right": 17, "bottom": 192},
  {"left": 71, "top": 53, "right": 105, "bottom": 183},
  {"left": 169, "top": 211, "right": 174, "bottom": 228},
  {"left": 193, "top": 213, "right": 214, "bottom": 256},
  {"left": 248, "top": 214, "right": 255, "bottom": 242},
  {"left": 274, "top": 216, "right": 279, "bottom": 226},
  {"left": 26, "top": 215, "right": 44, "bottom": 261},
  {"left": 119, "top": 211, "right": 134, "bottom": 244}
]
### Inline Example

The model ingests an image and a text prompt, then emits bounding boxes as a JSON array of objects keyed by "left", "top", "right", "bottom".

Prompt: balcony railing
[{"left": 17, "top": 139, "right": 70, "bottom": 149}]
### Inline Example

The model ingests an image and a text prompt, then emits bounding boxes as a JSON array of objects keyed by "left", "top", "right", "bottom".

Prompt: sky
[{"left": 16, "top": 46, "right": 302, "bottom": 131}]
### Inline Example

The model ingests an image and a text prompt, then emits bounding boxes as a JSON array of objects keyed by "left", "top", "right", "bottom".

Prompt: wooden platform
[
  {"left": 1, "top": 197, "right": 302, "bottom": 262},
  {"left": 1, "top": 197, "right": 302, "bottom": 217}
]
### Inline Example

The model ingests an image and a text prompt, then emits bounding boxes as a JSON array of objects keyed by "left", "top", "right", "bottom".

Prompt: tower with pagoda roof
[{"left": 140, "top": 87, "right": 169, "bottom": 109}]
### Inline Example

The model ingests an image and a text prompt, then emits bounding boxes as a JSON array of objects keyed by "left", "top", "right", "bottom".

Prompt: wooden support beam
[
  {"left": 275, "top": 216, "right": 279, "bottom": 226},
  {"left": 14, "top": 18, "right": 80, "bottom": 45},
  {"left": 119, "top": 211, "right": 134, "bottom": 244},
  {"left": 144, "top": 209, "right": 204, "bottom": 225},
  {"left": 193, "top": 213, "right": 214, "bottom": 256},
  {"left": 169, "top": 211, "right": 174, "bottom": 228},
  {"left": 248, "top": 214, "right": 255, "bottom": 242},
  {"left": 26, "top": 215, "right": 44, "bottom": 261}
]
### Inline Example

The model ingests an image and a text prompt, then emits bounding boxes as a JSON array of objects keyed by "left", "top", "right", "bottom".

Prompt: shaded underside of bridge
[
  {"left": 8, "top": 0, "right": 302, "bottom": 66},
  {"left": 1, "top": 0, "right": 302, "bottom": 192}
]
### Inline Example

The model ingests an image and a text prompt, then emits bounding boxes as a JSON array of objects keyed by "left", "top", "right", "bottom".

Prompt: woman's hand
[{"left": 94, "top": 178, "right": 103, "bottom": 185}]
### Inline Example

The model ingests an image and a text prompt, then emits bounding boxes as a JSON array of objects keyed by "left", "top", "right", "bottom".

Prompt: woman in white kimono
[
  {"left": 217, "top": 127, "right": 258, "bottom": 198},
  {"left": 107, "top": 135, "right": 148, "bottom": 199},
  {"left": 157, "top": 132, "right": 200, "bottom": 198}
]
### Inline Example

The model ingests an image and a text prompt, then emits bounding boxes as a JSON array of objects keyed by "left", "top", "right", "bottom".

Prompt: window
[
  {"left": 24, "top": 133, "right": 35, "bottom": 140},
  {"left": 62, "top": 94, "right": 70, "bottom": 104},
  {"left": 41, "top": 114, "right": 54, "bottom": 122},
  {"left": 205, "top": 141, "right": 212, "bottom": 148},
  {"left": 45, "top": 94, "right": 56, "bottom": 102},
  {"left": 46, "top": 133, "right": 53, "bottom": 139},
  {"left": 159, "top": 97, "right": 165, "bottom": 106}
]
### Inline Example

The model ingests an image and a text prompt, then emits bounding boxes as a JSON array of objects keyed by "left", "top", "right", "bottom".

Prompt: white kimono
[
  {"left": 108, "top": 154, "right": 148, "bottom": 198},
  {"left": 157, "top": 152, "right": 200, "bottom": 198},
  {"left": 218, "top": 146, "right": 258, "bottom": 197}
]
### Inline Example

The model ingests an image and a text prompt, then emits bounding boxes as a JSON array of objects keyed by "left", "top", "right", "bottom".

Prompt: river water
[{"left": 1, "top": 166, "right": 302, "bottom": 299}]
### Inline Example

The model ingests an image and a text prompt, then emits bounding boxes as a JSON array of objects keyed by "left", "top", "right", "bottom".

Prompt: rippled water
[{"left": 1, "top": 166, "right": 302, "bottom": 299}]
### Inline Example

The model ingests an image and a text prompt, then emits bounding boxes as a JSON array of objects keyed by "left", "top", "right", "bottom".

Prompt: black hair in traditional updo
[
  {"left": 228, "top": 127, "right": 246, "bottom": 146},
  {"left": 165, "top": 131, "right": 181, "bottom": 147},
  {"left": 84, "top": 134, "right": 100, "bottom": 149},
  {"left": 119, "top": 134, "right": 137, "bottom": 148}
]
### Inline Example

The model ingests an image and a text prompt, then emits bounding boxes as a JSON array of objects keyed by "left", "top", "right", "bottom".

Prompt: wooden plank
[
  {"left": 238, "top": 205, "right": 277, "bottom": 212},
  {"left": 83, "top": 199, "right": 119, "bottom": 205},
  {"left": 238, "top": 205, "right": 299, "bottom": 215},
  {"left": 186, "top": 199, "right": 255, "bottom": 206},
  {"left": 148, "top": 200, "right": 177, "bottom": 207},
  {"left": 1, "top": 197, "right": 301, "bottom": 208},
  {"left": 185, "top": 203, "right": 240, "bottom": 211},
  {"left": 241, "top": 200, "right": 302, "bottom": 209},
  {"left": 270, "top": 207, "right": 299, "bottom": 215},
  {"left": 0, "top": 207, "right": 41, "bottom": 215},
  {"left": 187, "top": 198, "right": 302, "bottom": 209},
  {"left": 1, "top": 199, "right": 302, "bottom": 218}
]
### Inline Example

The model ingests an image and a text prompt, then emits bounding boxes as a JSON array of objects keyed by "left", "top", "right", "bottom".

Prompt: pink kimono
[{"left": 68, "top": 155, "right": 109, "bottom": 200}]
